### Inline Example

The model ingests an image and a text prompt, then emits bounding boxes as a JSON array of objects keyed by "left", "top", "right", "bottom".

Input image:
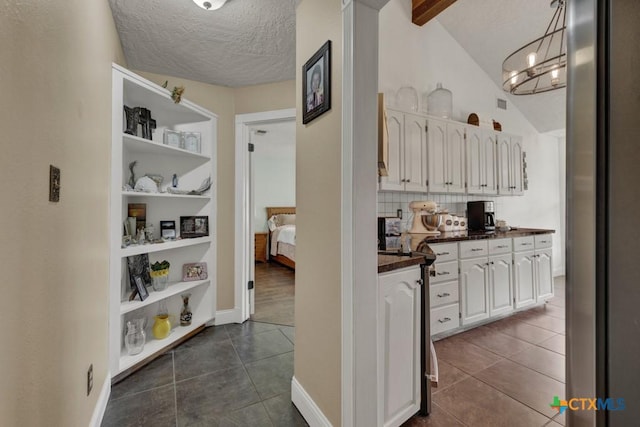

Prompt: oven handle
[{"left": 427, "top": 340, "right": 439, "bottom": 386}]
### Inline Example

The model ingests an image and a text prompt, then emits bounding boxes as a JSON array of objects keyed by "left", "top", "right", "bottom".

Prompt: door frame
[{"left": 234, "top": 108, "right": 296, "bottom": 323}]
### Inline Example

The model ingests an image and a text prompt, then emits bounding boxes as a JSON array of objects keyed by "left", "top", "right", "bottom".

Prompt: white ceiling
[
  {"left": 108, "top": 0, "right": 298, "bottom": 87},
  {"left": 109, "top": 0, "right": 565, "bottom": 132},
  {"left": 436, "top": 0, "right": 566, "bottom": 132}
]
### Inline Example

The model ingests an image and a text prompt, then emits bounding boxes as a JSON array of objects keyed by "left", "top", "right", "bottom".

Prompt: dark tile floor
[
  {"left": 404, "top": 276, "right": 567, "bottom": 427},
  {"left": 105, "top": 277, "right": 566, "bottom": 427},
  {"left": 102, "top": 322, "right": 307, "bottom": 427}
]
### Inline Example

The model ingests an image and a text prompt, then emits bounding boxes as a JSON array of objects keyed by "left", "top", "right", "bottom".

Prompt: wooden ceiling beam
[{"left": 412, "top": 0, "right": 457, "bottom": 26}]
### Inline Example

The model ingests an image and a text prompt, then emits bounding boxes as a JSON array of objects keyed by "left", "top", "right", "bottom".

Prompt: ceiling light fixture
[
  {"left": 192, "top": 0, "right": 227, "bottom": 11},
  {"left": 502, "top": 0, "right": 566, "bottom": 95}
]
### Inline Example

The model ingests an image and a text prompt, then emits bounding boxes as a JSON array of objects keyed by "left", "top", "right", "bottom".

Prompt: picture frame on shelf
[
  {"left": 180, "top": 216, "right": 209, "bottom": 238},
  {"left": 160, "top": 220, "right": 176, "bottom": 239},
  {"left": 132, "top": 275, "right": 149, "bottom": 301},
  {"left": 127, "top": 254, "right": 152, "bottom": 290},
  {"left": 302, "top": 40, "right": 332, "bottom": 124},
  {"left": 183, "top": 262, "right": 208, "bottom": 282},
  {"left": 182, "top": 131, "right": 201, "bottom": 153},
  {"left": 163, "top": 129, "right": 182, "bottom": 148}
]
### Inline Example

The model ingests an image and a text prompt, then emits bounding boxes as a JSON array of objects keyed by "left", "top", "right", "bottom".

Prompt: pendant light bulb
[
  {"left": 192, "top": 0, "right": 227, "bottom": 10},
  {"left": 527, "top": 52, "right": 537, "bottom": 68},
  {"left": 551, "top": 68, "right": 559, "bottom": 79},
  {"left": 510, "top": 70, "right": 519, "bottom": 85}
]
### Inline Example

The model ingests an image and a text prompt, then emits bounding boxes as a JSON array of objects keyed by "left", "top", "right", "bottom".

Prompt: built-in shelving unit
[{"left": 110, "top": 64, "right": 217, "bottom": 379}]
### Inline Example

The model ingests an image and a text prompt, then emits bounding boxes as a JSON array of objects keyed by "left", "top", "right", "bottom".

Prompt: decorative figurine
[
  {"left": 128, "top": 161, "right": 137, "bottom": 189},
  {"left": 180, "top": 293, "right": 192, "bottom": 326}
]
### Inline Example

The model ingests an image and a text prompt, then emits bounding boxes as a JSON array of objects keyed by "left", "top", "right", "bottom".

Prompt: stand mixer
[{"left": 409, "top": 200, "right": 442, "bottom": 236}]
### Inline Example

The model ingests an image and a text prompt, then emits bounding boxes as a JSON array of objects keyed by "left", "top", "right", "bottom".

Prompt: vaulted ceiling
[{"left": 109, "top": 0, "right": 565, "bottom": 132}]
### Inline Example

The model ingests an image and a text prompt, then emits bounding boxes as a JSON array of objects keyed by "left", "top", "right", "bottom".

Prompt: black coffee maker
[{"left": 467, "top": 201, "right": 496, "bottom": 231}]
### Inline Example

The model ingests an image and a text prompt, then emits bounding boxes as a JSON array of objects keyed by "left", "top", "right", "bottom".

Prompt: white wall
[
  {"left": 253, "top": 122, "right": 296, "bottom": 232},
  {"left": 378, "top": 0, "right": 565, "bottom": 276}
]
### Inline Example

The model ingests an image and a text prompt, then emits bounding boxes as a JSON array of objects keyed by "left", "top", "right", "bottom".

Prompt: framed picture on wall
[{"left": 302, "top": 40, "right": 331, "bottom": 124}]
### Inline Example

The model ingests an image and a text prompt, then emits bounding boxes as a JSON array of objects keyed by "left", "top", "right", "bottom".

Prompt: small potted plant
[{"left": 150, "top": 260, "right": 170, "bottom": 292}]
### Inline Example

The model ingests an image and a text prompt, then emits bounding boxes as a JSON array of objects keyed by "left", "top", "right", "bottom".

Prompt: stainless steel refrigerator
[{"left": 567, "top": 0, "right": 640, "bottom": 425}]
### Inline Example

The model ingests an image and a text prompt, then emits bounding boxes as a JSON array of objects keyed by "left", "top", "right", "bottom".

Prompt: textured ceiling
[
  {"left": 437, "top": 0, "right": 566, "bottom": 132},
  {"left": 109, "top": 0, "right": 564, "bottom": 132},
  {"left": 109, "top": 0, "right": 298, "bottom": 87}
]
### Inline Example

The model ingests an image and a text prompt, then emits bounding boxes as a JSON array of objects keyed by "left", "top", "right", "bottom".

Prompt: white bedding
[{"left": 270, "top": 224, "right": 296, "bottom": 256}]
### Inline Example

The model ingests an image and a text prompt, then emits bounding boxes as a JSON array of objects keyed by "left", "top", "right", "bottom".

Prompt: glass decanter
[{"left": 180, "top": 293, "right": 192, "bottom": 326}]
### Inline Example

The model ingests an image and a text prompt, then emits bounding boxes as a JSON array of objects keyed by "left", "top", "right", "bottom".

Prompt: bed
[{"left": 266, "top": 207, "right": 296, "bottom": 270}]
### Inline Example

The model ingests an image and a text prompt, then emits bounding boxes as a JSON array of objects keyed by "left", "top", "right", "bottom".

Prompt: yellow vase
[{"left": 152, "top": 314, "right": 171, "bottom": 339}]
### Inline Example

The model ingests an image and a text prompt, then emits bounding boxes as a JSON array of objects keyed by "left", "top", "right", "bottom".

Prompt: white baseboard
[
  {"left": 89, "top": 372, "right": 111, "bottom": 427},
  {"left": 214, "top": 308, "right": 243, "bottom": 325},
  {"left": 291, "top": 376, "right": 333, "bottom": 427}
]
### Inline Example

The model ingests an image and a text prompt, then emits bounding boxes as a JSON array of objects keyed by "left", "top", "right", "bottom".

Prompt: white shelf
[
  {"left": 119, "top": 319, "right": 210, "bottom": 373},
  {"left": 122, "top": 191, "right": 210, "bottom": 200},
  {"left": 120, "top": 279, "right": 210, "bottom": 315},
  {"left": 121, "top": 236, "right": 212, "bottom": 257},
  {"left": 123, "top": 134, "right": 210, "bottom": 160}
]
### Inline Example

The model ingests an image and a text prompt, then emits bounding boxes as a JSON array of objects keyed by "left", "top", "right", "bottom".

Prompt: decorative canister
[
  {"left": 152, "top": 315, "right": 171, "bottom": 340},
  {"left": 426, "top": 83, "right": 453, "bottom": 119}
]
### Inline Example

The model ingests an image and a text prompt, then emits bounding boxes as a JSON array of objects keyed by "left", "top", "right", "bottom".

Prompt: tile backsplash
[{"left": 378, "top": 191, "right": 503, "bottom": 231}]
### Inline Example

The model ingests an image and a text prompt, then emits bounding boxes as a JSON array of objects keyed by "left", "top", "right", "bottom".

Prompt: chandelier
[{"left": 502, "top": 0, "right": 566, "bottom": 95}]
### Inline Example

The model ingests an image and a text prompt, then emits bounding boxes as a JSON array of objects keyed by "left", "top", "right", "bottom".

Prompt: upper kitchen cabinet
[
  {"left": 498, "top": 134, "right": 524, "bottom": 195},
  {"left": 427, "top": 118, "right": 465, "bottom": 194},
  {"left": 466, "top": 127, "right": 498, "bottom": 195},
  {"left": 379, "top": 109, "right": 428, "bottom": 193}
]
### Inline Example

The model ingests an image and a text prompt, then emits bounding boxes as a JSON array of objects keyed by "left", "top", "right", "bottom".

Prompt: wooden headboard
[{"left": 266, "top": 207, "right": 296, "bottom": 219}]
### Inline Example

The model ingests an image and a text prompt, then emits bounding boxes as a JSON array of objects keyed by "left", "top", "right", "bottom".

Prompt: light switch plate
[{"left": 49, "top": 165, "right": 60, "bottom": 202}]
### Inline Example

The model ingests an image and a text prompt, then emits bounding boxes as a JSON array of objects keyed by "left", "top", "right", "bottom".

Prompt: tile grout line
[{"left": 504, "top": 354, "right": 566, "bottom": 385}]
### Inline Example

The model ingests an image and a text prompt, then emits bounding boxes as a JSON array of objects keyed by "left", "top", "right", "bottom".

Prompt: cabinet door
[
  {"left": 427, "top": 118, "right": 448, "bottom": 193},
  {"left": 482, "top": 132, "right": 498, "bottom": 195},
  {"left": 380, "top": 110, "right": 404, "bottom": 191},
  {"left": 460, "top": 258, "right": 490, "bottom": 325},
  {"left": 378, "top": 268, "right": 422, "bottom": 427},
  {"left": 510, "top": 136, "right": 524, "bottom": 195},
  {"left": 489, "top": 254, "right": 514, "bottom": 317},
  {"left": 404, "top": 114, "right": 428, "bottom": 193},
  {"left": 466, "top": 127, "right": 483, "bottom": 194},
  {"left": 536, "top": 249, "right": 554, "bottom": 300},
  {"left": 497, "top": 135, "right": 512, "bottom": 195},
  {"left": 447, "top": 122, "right": 466, "bottom": 193},
  {"left": 514, "top": 251, "right": 536, "bottom": 308}
]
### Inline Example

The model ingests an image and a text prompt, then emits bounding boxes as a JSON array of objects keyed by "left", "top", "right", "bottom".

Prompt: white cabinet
[
  {"left": 379, "top": 110, "right": 428, "bottom": 192},
  {"left": 498, "top": 134, "right": 524, "bottom": 195},
  {"left": 459, "top": 258, "right": 490, "bottom": 325},
  {"left": 513, "top": 234, "right": 554, "bottom": 309},
  {"left": 110, "top": 65, "right": 217, "bottom": 378},
  {"left": 378, "top": 267, "right": 422, "bottom": 427},
  {"left": 489, "top": 254, "right": 514, "bottom": 316},
  {"left": 466, "top": 127, "right": 498, "bottom": 195},
  {"left": 429, "top": 243, "right": 460, "bottom": 336},
  {"left": 427, "top": 118, "right": 465, "bottom": 194}
]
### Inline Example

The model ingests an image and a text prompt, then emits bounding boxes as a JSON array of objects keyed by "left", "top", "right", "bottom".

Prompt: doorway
[{"left": 234, "top": 108, "right": 296, "bottom": 325}]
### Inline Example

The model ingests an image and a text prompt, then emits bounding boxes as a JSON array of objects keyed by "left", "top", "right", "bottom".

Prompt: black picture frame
[
  {"left": 160, "top": 220, "right": 176, "bottom": 239},
  {"left": 127, "top": 254, "right": 152, "bottom": 290},
  {"left": 132, "top": 275, "right": 149, "bottom": 301},
  {"left": 302, "top": 40, "right": 331, "bottom": 124},
  {"left": 180, "top": 216, "right": 209, "bottom": 239}
]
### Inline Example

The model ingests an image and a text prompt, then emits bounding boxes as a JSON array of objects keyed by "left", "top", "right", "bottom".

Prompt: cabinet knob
[
  {"left": 416, "top": 279, "right": 424, "bottom": 286},
  {"left": 438, "top": 317, "right": 452, "bottom": 323},
  {"left": 407, "top": 179, "right": 411, "bottom": 182}
]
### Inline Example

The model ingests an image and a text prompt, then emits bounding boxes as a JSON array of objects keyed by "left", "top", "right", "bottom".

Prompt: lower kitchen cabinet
[
  {"left": 460, "top": 258, "right": 490, "bottom": 325},
  {"left": 378, "top": 266, "right": 422, "bottom": 427},
  {"left": 489, "top": 253, "right": 514, "bottom": 317},
  {"left": 514, "top": 250, "right": 536, "bottom": 308},
  {"left": 535, "top": 249, "right": 554, "bottom": 300}
]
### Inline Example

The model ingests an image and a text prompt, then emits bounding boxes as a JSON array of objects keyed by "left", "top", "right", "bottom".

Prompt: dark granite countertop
[
  {"left": 378, "top": 228, "right": 553, "bottom": 273},
  {"left": 415, "top": 227, "right": 555, "bottom": 245},
  {"left": 378, "top": 245, "right": 436, "bottom": 274}
]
